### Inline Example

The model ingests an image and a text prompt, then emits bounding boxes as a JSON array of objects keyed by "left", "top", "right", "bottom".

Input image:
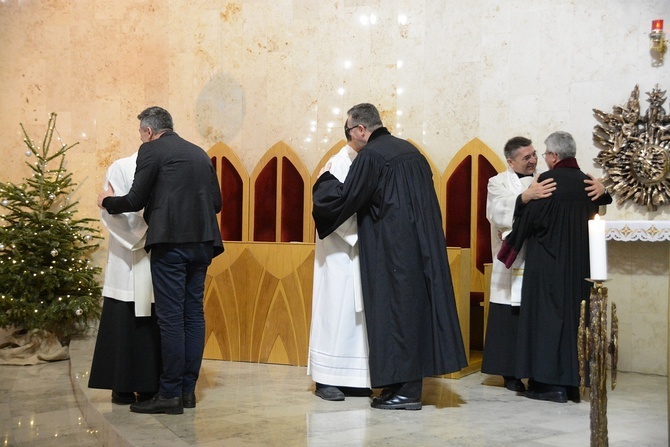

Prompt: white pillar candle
[{"left": 588, "top": 214, "right": 607, "bottom": 281}]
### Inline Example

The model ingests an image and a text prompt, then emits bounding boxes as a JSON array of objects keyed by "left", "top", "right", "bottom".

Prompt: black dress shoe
[
  {"left": 183, "top": 392, "right": 196, "bottom": 409},
  {"left": 339, "top": 387, "right": 373, "bottom": 397},
  {"left": 566, "top": 386, "right": 581, "bottom": 403},
  {"left": 503, "top": 377, "right": 526, "bottom": 392},
  {"left": 137, "top": 392, "right": 156, "bottom": 402},
  {"left": 130, "top": 394, "right": 183, "bottom": 414},
  {"left": 376, "top": 385, "right": 402, "bottom": 401},
  {"left": 524, "top": 389, "right": 567, "bottom": 403},
  {"left": 111, "top": 391, "right": 136, "bottom": 405},
  {"left": 315, "top": 386, "right": 345, "bottom": 401},
  {"left": 371, "top": 394, "right": 422, "bottom": 410}
]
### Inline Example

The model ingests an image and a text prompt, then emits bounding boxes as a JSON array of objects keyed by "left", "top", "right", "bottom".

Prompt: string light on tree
[{"left": 0, "top": 112, "right": 102, "bottom": 345}]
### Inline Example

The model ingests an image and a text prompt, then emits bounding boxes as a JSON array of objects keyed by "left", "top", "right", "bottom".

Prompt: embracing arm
[
  {"left": 584, "top": 174, "right": 607, "bottom": 201},
  {"left": 100, "top": 147, "right": 158, "bottom": 214},
  {"left": 312, "top": 154, "right": 380, "bottom": 239},
  {"left": 520, "top": 175, "right": 556, "bottom": 205}
]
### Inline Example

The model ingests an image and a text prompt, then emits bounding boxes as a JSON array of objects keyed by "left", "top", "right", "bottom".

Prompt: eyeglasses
[
  {"left": 345, "top": 123, "right": 363, "bottom": 133},
  {"left": 542, "top": 151, "right": 555, "bottom": 157},
  {"left": 516, "top": 151, "right": 538, "bottom": 162}
]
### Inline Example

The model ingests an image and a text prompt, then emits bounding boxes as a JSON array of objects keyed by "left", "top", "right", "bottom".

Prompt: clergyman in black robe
[
  {"left": 498, "top": 131, "right": 612, "bottom": 403},
  {"left": 312, "top": 103, "right": 467, "bottom": 410}
]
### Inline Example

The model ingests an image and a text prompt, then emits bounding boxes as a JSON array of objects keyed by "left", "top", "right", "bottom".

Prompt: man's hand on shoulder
[
  {"left": 521, "top": 176, "right": 556, "bottom": 204},
  {"left": 584, "top": 174, "right": 606, "bottom": 201},
  {"left": 97, "top": 182, "right": 115, "bottom": 209},
  {"left": 318, "top": 162, "right": 332, "bottom": 178}
]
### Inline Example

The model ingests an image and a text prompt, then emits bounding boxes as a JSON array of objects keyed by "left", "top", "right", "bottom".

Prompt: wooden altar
[{"left": 203, "top": 243, "right": 472, "bottom": 373}]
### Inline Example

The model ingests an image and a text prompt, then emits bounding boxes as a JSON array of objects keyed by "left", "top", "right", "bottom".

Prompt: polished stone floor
[{"left": 2, "top": 335, "right": 667, "bottom": 446}]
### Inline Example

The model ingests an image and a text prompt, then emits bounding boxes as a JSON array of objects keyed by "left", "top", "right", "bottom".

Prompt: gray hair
[
  {"left": 346, "top": 103, "right": 383, "bottom": 132},
  {"left": 544, "top": 131, "right": 576, "bottom": 159},
  {"left": 137, "top": 106, "right": 174, "bottom": 132}
]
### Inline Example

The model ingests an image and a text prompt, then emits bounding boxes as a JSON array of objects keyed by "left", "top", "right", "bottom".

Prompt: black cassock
[
  {"left": 312, "top": 128, "right": 467, "bottom": 388},
  {"left": 498, "top": 158, "right": 612, "bottom": 387}
]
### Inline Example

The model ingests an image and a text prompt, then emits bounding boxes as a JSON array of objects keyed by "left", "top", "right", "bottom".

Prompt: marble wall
[{"left": 0, "top": 0, "right": 668, "bottom": 374}]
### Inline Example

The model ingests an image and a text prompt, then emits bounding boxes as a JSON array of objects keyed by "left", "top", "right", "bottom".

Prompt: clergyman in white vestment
[
  {"left": 308, "top": 127, "right": 371, "bottom": 401},
  {"left": 482, "top": 137, "right": 547, "bottom": 393},
  {"left": 88, "top": 151, "right": 161, "bottom": 403}
]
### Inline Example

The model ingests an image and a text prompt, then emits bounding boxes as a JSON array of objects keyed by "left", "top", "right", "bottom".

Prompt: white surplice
[
  {"left": 307, "top": 144, "right": 371, "bottom": 388},
  {"left": 486, "top": 169, "right": 534, "bottom": 306},
  {"left": 100, "top": 152, "right": 153, "bottom": 316}
]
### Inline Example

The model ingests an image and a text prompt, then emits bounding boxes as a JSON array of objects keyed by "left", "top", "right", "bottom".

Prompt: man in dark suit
[{"left": 97, "top": 106, "right": 223, "bottom": 414}]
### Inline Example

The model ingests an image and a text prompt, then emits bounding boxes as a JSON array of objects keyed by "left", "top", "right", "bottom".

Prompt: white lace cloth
[{"left": 605, "top": 220, "right": 670, "bottom": 242}]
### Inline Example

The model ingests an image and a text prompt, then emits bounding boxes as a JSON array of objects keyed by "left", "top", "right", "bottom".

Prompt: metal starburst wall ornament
[{"left": 592, "top": 84, "right": 670, "bottom": 211}]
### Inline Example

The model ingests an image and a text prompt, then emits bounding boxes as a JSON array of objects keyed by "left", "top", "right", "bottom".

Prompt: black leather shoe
[
  {"left": 111, "top": 391, "right": 136, "bottom": 405},
  {"left": 183, "top": 392, "right": 196, "bottom": 409},
  {"left": 503, "top": 377, "right": 526, "bottom": 392},
  {"left": 315, "top": 386, "right": 345, "bottom": 401},
  {"left": 130, "top": 394, "right": 183, "bottom": 414},
  {"left": 371, "top": 394, "right": 422, "bottom": 410},
  {"left": 339, "top": 387, "right": 373, "bottom": 397},
  {"left": 524, "top": 389, "right": 567, "bottom": 403},
  {"left": 377, "top": 385, "right": 402, "bottom": 401},
  {"left": 566, "top": 386, "right": 581, "bottom": 403},
  {"left": 137, "top": 392, "right": 155, "bottom": 402}
]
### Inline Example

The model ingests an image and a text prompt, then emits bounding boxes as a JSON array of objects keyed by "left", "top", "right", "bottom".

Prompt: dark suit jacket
[{"left": 102, "top": 131, "right": 223, "bottom": 257}]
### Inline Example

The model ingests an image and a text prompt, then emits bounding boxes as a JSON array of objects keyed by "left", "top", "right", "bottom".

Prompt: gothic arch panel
[
  {"left": 250, "top": 142, "right": 311, "bottom": 242},
  {"left": 208, "top": 142, "right": 249, "bottom": 241},
  {"left": 442, "top": 138, "right": 506, "bottom": 294}
]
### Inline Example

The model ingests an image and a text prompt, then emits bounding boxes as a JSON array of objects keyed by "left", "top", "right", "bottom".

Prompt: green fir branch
[{"left": 0, "top": 113, "right": 102, "bottom": 345}]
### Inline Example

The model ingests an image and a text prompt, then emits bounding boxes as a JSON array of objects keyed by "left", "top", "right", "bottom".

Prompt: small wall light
[{"left": 650, "top": 20, "right": 667, "bottom": 62}]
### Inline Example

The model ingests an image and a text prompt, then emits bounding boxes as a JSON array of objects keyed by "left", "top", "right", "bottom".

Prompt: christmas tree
[{"left": 0, "top": 112, "right": 102, "bottom": 346}]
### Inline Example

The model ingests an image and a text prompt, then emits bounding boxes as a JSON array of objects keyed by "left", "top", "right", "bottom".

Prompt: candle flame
[{"left": 594, "top": 214, "right": 601, "bottom": 221}]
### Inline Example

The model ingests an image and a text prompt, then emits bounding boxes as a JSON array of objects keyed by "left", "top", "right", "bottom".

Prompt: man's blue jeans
[{"left": 150, "top": 242, "right": 213, "bottom": 398}]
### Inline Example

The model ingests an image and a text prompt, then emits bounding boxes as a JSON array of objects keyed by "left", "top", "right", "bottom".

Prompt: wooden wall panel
[
  {"left": 249, "top": 142, "right": 312, "bottom": 243},
  {"left": 448, "top": 247, "right": 471, "bottom": 357},
  {"left": 203, "top": 242, "right": 314, "bottom": 366},
  {"left": 280, "top": 158, "right": 305, "bottom": 242},
  {"left": 204, "top": 243, "right": 471, "bottom": 372},
  {"left": 442, "top": 138, "right": 506, "bottom": 294},
  {"left": 208, "top": 142, "right": 249, "bottom": 241}
]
